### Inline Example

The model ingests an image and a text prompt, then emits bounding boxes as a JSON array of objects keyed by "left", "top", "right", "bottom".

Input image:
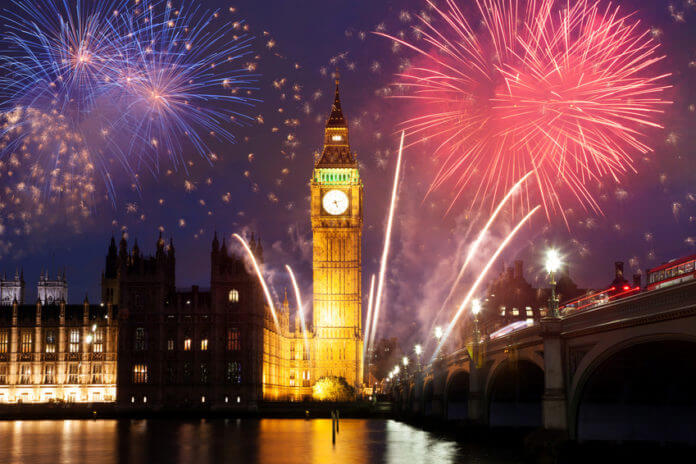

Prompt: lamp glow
[
  {"left": 414, "top": 344, "right": 422, "bottom": 356},
  {"left": 472, "top": 299, "right": 482, "bottom": 316},
  {"left": 545, "top": 249, "right": 562, "bottom": 274},
  {"left": 402, "top": 356, "right": 409, "bottom": 367},
  {"left": 434, "top": 326, "right": 443, "bottom": 340}
]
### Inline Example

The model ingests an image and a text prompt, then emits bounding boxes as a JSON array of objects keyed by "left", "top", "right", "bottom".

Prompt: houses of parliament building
[{"left": 0, "top": 80, "right": 364, "bottom": 407}]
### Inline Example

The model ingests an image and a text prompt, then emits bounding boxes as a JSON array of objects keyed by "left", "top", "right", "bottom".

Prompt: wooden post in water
[
  {"left": 331, "top": 411, "right": 336, "bottom": 444},
  {"left": 336, "top": 410, "right": 339, "bottom": 434}
]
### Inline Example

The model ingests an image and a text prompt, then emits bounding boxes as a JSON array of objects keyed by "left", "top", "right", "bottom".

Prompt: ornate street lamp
[
  {"left": 545, "top": 249, "right": 562, "bottom": 318},
  {"left": 414, "top": 344, "right": 422, "bottom": 371},
  {"left": 471, "top": 298, "right": 482, "bottom": 344}
]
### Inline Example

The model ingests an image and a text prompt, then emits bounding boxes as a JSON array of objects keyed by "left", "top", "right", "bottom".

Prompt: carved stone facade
[{"left": 0, "top": 300, "right": 118, "bottom": 403}]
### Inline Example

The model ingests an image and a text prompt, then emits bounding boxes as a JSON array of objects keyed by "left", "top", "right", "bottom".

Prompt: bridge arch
[
  {"left": 444, "top": 368, "right": 470, "bottom": 420},
  {"left": 570, "top": 334, "right": 696, "bottom": 443},
  {"left": 486, "top": 358, "right": 544, "bottom": 427}
]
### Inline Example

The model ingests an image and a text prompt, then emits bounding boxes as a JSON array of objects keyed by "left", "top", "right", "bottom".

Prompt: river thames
[{"left": 0, "top": 418, "right": 523, "bottom": 463}]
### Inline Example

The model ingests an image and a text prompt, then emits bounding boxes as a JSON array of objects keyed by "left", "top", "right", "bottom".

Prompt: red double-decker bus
[{"left": 646, "top": 254, "right": 696, "bottom": 290}]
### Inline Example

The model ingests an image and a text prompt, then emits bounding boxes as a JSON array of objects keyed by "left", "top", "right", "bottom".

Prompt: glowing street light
[
  {"left": 545, "top": 249, "right": 563, "bottom": 318},
  {"left": 471, "top": 299, "right": 482, "bottom": 316},
  {"left": 434, "top": 326, "right": 443, "bottom": 341},
  {"left": 402, "top": 356, "right": 409, "bottom": 367},
  {"left": 414, "top": 344, "right": 422, "bottom": 356}
]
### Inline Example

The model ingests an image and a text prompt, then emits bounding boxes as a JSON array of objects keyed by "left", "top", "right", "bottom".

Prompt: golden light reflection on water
[{"left": 0, "top": 419, "right": 474, "bottom": 464}]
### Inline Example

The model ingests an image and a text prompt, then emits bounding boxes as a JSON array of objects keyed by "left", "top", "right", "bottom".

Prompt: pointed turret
[
  {"left": 256, "top": 235, "right": 264, "bottom": 263},
  {"left": 168, "top": 237, "right": 175, "bottom": 258},
  {"left": 119, "top": 233, "right": 128, "bottom": 262},
  {"left": 132, "top": 238, "right": 140, "bottom": 259},
  {"left": 326, "top": 73, "right": 347, "bottom": 128},
  {"left": 156, "top": 232, "right": 165, "bottom": 260},
  {"left": 315, "top": 75, "right": 356, "bottom": 168},
  {"left": 220, "top": 236, "right": 228, "bottom": 257},
  {"left": 212, "top": 231, "right": 220, "bottom": 253}
]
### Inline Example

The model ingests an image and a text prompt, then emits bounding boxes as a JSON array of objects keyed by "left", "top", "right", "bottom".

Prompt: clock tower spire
[{"left": 310, "top": 78, "right": 363, "bottom": 387}]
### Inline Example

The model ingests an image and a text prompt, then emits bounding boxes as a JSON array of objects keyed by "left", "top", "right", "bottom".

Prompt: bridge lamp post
[
  {"left": 402, "top": 356, "right": 409, "bottom": 379},
  {"left": 414, "top": 344, "right": 422, "bottom": 372},
  {"left": 545, "top": 249, "right": 562, "bottom": 318},
  {"left": 471, "top": 299, "right": 482, "bottom": 344},
  {"left": 434, "top": 326, "right": 444, "bottom": 361}
]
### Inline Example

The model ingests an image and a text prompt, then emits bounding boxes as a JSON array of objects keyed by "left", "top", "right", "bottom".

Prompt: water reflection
[{"left": 0, "top": 419, "right": 520, "bottom": 463}]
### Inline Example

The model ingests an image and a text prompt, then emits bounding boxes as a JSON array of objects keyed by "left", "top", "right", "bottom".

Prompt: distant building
[
  {"left": 0, "top": 297, "right": 117, "bottom": 404},
  {"left": 0, "top": 271, "right": 24, "bottom": 306},
  {"left": 479, "top": 260, "right": 585, "bottom": 336},
  {"left": 38, "top": 270, "right": 68, "bottom": 305}
]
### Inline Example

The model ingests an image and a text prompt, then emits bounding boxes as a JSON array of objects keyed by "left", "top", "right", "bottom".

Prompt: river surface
[{"left": 0, "top": 418, "right": 523, "bottom": 463}]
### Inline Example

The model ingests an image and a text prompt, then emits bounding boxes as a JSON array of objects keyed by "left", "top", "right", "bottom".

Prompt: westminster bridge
[{"left": 389, "top": 279, "right": 696, "bottom": 443}]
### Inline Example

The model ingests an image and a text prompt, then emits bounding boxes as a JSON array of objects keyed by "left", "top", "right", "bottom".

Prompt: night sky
[{"left": 2, "top": 0, "right": 696, "bottom": 347}]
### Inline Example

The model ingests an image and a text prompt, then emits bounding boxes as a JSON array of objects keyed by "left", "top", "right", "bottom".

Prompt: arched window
[{"left": 228, "top": 289, "right": 240, "bottom": 303}]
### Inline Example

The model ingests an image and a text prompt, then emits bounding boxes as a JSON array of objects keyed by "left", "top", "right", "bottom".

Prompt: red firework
[{"left": 379, "top": 0, "right": 671, "bottom": 222}]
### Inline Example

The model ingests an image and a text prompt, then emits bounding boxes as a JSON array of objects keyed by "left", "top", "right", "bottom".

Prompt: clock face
[{"left": 322, "top": 190, "right": 349, "bottom": 215}]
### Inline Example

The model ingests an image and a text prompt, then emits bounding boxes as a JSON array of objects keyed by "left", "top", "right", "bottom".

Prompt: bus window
[{"left": 686, "top": 261, "right": 695, "bottom": 273}]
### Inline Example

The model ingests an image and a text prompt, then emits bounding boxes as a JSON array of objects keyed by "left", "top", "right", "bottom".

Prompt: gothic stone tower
[{"left": 310, "top": 78, "right": 363, "bottom": 387}]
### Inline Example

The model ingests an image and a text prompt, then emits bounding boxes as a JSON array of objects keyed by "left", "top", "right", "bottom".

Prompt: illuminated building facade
[{"left": 0, "top": 295, "right": 118, "bottom": 404}]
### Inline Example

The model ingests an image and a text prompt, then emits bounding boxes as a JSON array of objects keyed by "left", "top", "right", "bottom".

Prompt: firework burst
[
  {"left": 379, "top": 0, "right": 671, "bottom": 223},
  {"left": 0, "top": 0, "right": 259, "bottom": 219}
]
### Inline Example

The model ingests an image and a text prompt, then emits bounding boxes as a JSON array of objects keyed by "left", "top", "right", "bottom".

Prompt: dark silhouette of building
[
  {"left": 113, "top": 233, "right": 267, "bottom": 409},
  {"left": 479, "top": 260, "right": 585, "bottom": 336}
]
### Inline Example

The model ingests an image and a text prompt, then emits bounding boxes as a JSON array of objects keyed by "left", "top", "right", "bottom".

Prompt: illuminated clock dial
[{"left": 322, "top": 190, "right": 349, "bottom": 215}]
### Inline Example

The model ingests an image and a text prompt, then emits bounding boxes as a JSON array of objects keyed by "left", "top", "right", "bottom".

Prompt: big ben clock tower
[{"left": 311, "top": 78, "right": 363, "bottom": 387}]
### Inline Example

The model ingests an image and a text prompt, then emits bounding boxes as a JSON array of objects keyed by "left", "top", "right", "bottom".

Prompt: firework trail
[
  {"left": 378, "top": 0, "right": 671, "bottom": 223},
  {"left": 362, "top": 273, "right": 376, "bottom": 368},
  {"left": 368, "top": 131, "right": 404, "bottom": 355},
  {"left": 285, "top": 264, "right": 309, "bottom": 351},
  {"left": 233, "top": 233, "right": 280, "bottom": 331},
  {"left": 433, "top": 171, "right": 533, "bottom": 325},
  {"left": 432, "top": 205, "right": 541, "bottom": 360}
]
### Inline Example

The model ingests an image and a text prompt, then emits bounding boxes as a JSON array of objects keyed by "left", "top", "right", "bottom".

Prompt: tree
[{"left": 312, "top": 376, "right": 355, "bottom": 402}]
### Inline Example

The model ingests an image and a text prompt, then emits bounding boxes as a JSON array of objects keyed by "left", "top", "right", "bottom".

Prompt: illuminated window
[
  {"left": 133, "top": 364, "right": 148, "bottom": 384},
  {"left": 21, "top": 331, "right": 33, "bottom": 353},
  {"left": 67, "top": 363, "right": 79, "bottom": 384},
  {"left": 228, "top": 289, "right": 240, "bottom": 303},
  {"left": 302, "top": 370, "right": 310, "bottom": 387},
  {"left": 226, "top": 361, "right": 241, "bottom": 384},
  {"left": 19, "top": 364, "right": 31, "bottom": 384},
  {"left": 0, "top": 331, "right": 8, "bottom": 354},
  {"left": 44, "top": 364, "right": 55, "bottom": 384},
  {"left": 93, "top": 329, "right": 104, "bottom": 353},
  {"left": 134, "top": 328, "right": 146, "bottom": 351},
  {"left": 512, "top": 308, "right": 519, "bottom": 316},
  {"left": 226, "top": 328, "right": 240, "bottom": 351},
  {"left": 69, "top": 329, "right": 80, "bottom": 353},
  {"left": 184, "top": 338, "right": 192, "bottom": 351},
  {"left": 200, "top": 338, "right": 208, "bottom": 351},
  {"left": 92, "top": 364, "right": 103, "bottom": 384},
  {"left": 167, "top": 339, "right": 174, "bottom": 351},
  {"left": 0, "top": 365, "right": 7, "bottom": 384},
  {"left": 500, "top": 306, "right": 506, "bottom": 316},
  {"left": 45, "top": 329, "right": 56, "bottom": 353},
  {"left": 526, "top": 307, "right": 534, "bottom": 317},
  {"left": 331, "top": 135, "right": 343, "bottom": 142}
]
